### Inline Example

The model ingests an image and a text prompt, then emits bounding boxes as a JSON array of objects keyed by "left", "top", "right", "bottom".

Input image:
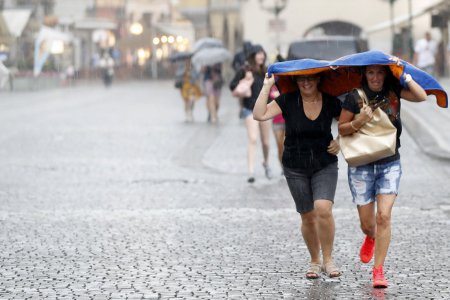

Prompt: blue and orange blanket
[{"left": 268, "top": 50, "right": 447, "bottom": 108}]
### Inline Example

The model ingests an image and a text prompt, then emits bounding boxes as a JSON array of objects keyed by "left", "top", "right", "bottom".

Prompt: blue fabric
[
  {"left": 268, "top": 50, "right": 448, "bottom": 108},
  {"left": 268, "top": 51, "right": 395, "bottom": 75}
]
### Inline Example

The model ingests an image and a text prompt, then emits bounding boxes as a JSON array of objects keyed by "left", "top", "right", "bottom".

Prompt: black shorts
[{"left": 283, "top": 162, "right": 338, "bottom": 214}]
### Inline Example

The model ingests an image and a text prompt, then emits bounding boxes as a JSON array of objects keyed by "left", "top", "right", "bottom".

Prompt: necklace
[{"left": 302, "top": 94, "right": 320, "bottom": 103}]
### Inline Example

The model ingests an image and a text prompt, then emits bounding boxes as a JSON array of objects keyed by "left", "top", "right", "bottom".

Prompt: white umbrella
[
  {"left": 192, "top": 37, "right": 223, "bottom": 53},
  {"left": 192, "top": 47, "right": 231, "bottom": 71}
]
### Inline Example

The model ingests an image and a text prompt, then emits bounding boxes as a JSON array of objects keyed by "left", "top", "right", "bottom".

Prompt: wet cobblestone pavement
[{"left": 0, "top": 82, "right": 449, "bottom": 299}]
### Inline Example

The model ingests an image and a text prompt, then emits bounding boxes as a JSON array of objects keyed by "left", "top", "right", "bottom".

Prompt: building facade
[
  {"left": 239, "top": 0, "right": 450, "bottom": 63},
  {"left": 178, "top": 0, "right": 242, "bottom": 54}
]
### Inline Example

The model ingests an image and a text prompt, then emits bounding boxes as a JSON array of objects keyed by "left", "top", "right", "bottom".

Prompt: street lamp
[
  {"left": 389, "top": 0, "right": 396, "bottom": 51},
  {"left": 380, "top": 0, "right": 397, "bottom": 53},
  {"left": 151, "top": 35, "right": 159, "bottom": 79},
  {"left": 50, "top": 40, "right": 64, "bottom": 75},
  {"left": 259, "top": 0, "right": 288, "bottom": 53},
  {"left": 407, "top": 0, "right": 413, "bottom": 61},
  {"left": 129, "top": 22, "right": 143, "bottom": 35},
  {"left": 50, "top": 40, "right": 64, "bottom": 54}
]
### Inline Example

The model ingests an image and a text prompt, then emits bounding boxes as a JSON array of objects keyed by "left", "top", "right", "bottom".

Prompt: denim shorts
[
  {"left": 283, "top": 162, "right": 338, "bottom": 214},
  {"left": 348, "top": 159, "right": 402, "bottom": 206},
  {"left": 240, "top": 107, "right": 253, "bottom": 119},
  {"left": 272, "top": 122, "right": 285, "bottom": 132}
]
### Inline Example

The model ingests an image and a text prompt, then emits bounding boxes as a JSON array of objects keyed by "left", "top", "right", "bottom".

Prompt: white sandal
[
  {"left": 306, "top": 262, "right": 321, "bottom": 279},
  {"left": 322, "top": 261, "right": 341, "bottom": 278}
]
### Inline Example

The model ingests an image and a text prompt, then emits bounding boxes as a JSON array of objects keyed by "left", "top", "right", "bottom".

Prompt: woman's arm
[
  {"left": 338, "top": 107, "right": 373, "bottom": 136},
  {"left": 253, "top": 73, "right": 282, "bottom": 121},
  {"left": 229, "top": 69, "right": 245, "bottom": 91},
  {"left": 400, "top": 73, "right": 427, "bottom": 102}
]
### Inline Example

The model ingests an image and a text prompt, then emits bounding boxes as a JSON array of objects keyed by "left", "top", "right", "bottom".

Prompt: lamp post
[
  {"left": 129, "top": 22, "right": 143, "bottom": 36},
  {"left": 407, "top": 0, "right": 413, "bottom": 61},
  {"left": 207, "top": 0, "right": 212, "bottom": 36},
  {"left": 389, "top": 0, "right": 396, "bottom": 48},
  {"left": 259, "top": 0, "right": 288, "bottom": 53},
  {"left": 152, "top": 33, "right": 159, "bottom": 79},
  {"left": 380, "top": 0, "right": 397, "bottom": 53}
]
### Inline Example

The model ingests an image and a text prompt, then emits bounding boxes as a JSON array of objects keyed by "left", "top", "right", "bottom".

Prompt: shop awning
[{"left": 1, "top": 9, "right": 32, "bottom": 37}]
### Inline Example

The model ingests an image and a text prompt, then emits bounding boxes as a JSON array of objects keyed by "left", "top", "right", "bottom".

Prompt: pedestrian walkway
[
  {"left": 401, "top": 77, "right": 450, "bottom": 160},
  {"left": 0, "top": 81, "right": 449, "bottom": 299}
]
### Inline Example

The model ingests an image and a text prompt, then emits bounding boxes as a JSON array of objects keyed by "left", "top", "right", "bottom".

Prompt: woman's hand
[
  {"left": 356, "top": 105, "right": 373, "bottom": 124},
  {"left": 327, "top": 139, "right": 340, "bottom": 155},
  {"left": 389, "top": 56, "right": 403, "bottom": 66},
  {"left": 263, "top": 72, "right": 275, "bottom": 87}
]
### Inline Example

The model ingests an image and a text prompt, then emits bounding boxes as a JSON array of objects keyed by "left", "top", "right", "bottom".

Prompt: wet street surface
[{"left": 0, "top": 81, "right": 449, "bottom": 299}]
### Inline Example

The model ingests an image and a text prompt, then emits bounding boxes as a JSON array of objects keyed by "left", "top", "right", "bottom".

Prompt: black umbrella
[{"left": 168, "top": 51, "right": 193, "bottom": 63}]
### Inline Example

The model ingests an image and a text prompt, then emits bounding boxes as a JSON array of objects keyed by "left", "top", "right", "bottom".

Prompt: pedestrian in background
[
  {"left": 270, "top": 54, "right": 286, "bottom": 174},
  {"left": 179, "top": 61, "right": 202, "bottom": 122},
  {"left": 253, "top": 72, "right": 342, "bottom": 279},
  {"left": 230, "top": 45, "right": 273, "bottom": 183},
  {"left": 269, "top": 85, "right": 284, "bottom": 173},
  {"left": 413, "top": 32, "right": 437, "bottom": 75},
  {"left": 203, "top": 63, "right": 223, "bottom": 124},
  {"left": 232, "top": 41, "right": 253, "bottom": 72},
  {"left": 338, "top": 64, "right": 427, "bottom": 288},
  {"left": 230, "top": 41, "right": 253, "bottom": 119},
  {"left": 98, "top": 51, "right": 114, "bottom": 87}
]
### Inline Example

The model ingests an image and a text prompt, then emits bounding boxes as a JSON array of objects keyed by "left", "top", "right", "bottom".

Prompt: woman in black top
[
  {"left": 254, "top": 72, "right": 342, "bottom": 279},
  {"left": 230, "top": 45, "right": 273, "bottom": 183},
  {"left": 338, "top": 65, "right": 427, "bottom": 288}
]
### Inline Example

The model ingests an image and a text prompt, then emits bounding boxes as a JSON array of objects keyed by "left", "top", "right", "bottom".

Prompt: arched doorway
[{"left": 304, "top": 21, "right": 363, "bottom": 38}]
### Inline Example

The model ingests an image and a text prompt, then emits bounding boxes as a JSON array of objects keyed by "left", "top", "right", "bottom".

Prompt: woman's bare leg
[{"left": 245, "top": 116, "right": 259, "bottom": 178}]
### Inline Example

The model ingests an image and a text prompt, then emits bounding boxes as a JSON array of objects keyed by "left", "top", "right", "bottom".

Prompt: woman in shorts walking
[{"left": 253, "top": 72, "right": 342, "bottom": 279}]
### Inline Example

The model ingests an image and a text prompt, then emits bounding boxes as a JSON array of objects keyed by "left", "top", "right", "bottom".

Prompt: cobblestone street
[{"left": 0, "top": 81, "right": 449, "bottom": 299}]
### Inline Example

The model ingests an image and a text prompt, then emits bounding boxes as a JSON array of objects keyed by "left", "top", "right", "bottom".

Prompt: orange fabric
[{"left": 274, "top": 63, "right": 447, "bottom": 108}]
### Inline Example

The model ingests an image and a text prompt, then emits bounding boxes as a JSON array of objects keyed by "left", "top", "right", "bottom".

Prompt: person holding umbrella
[
  {"left": 230, "top": 45, "right": 273, "bottom": 183},
  {"left": 253, "top": 70, "right": 342, "bottom": 279},
  {"left": 270, "top": 54, "right": 286, "bottom": 173},
  {"left": 338, "top": 64, "right": 427, "bottom": 288},
  {"left": 265, "top": 49, "right": 446, "bottom": 286},
  {"left": 192, "top": 43, "right": 231, "bottom": 124},
  {"left": 180, "top": 60, "right": 202, "bottom": 123},
  {"left": 203, "top": 63, "right": 223, "bottom": 124}
]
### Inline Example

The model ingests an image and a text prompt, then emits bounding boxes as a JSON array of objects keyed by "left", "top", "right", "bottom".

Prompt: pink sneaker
[
  {"left": 360, "top": 235, "right": 375, "bottom": 263},
  {"left": 372, "top": 266, "right": 388, "bottom": 288}
]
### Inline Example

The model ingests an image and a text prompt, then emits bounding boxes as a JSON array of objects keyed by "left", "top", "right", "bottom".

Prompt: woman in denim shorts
[
  {"left": 254, "top": 72, "right": 342, "bottom": 279},
  {"left": 230, "top": 45, "right": 273, "bottom": 183},
  {"left": 338, "top": 64, "right": 427, "bottom": 288}
]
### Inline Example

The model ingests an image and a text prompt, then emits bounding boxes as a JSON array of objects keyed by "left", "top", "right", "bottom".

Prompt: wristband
[
  {"left": 350, "top": 121, "right": 359, "bottom": 132},
  {"left": 404, "top": 73, "right": 412, "bottom": 83}
]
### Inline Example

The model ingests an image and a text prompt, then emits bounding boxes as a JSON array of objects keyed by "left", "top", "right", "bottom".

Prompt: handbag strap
[{"left": 354, "top": 88, "right": 369, "bottom": 107}]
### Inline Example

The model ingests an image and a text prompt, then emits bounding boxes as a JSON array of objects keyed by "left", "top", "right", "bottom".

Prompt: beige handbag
[{"left": 340, "top": 88, "right": 397, "bottom": 167}]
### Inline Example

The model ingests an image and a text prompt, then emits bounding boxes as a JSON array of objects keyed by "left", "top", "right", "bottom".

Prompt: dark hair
[
  {"left": 247, "top": 44, "right": 267, "bottom": 75},
  {"left": 275, "top": 54, "right": 285, "bottom": 63},
  {"left": 242, "top": 41, "right": 253, "bottom": 57},
  {"left": 361, "top": 65, "right": 397, "bottom": 89},
  {"left": 292, "top": 73, "right": 321, "bottom": 80},
  {"left": 291, "top": 73, "right": 323, "bottom": 89}
]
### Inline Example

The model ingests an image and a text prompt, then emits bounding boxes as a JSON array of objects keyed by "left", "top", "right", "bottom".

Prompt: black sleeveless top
[
  {"left": 276, "top": 91, "right": 341, "bottom": 171},
  {"left": 342, "top": 83, "right": 402, "bottom": 164}
]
